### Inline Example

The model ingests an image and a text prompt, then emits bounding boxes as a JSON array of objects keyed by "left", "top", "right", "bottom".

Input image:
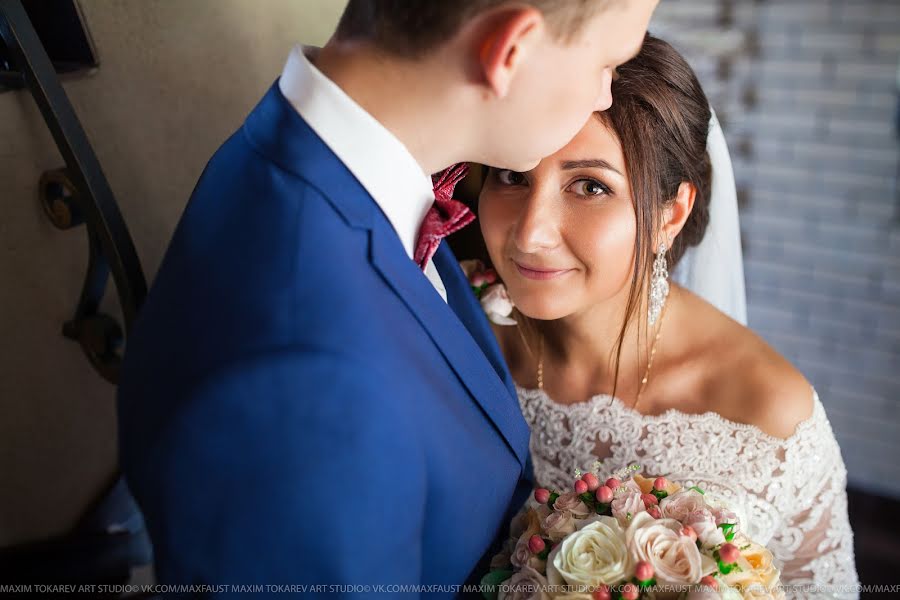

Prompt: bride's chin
[{"left": 509, "top": 297, "right": 572, "bottom": 322}]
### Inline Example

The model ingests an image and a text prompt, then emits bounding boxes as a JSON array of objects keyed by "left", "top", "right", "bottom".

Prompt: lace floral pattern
[{"left": 518, "top": 386, "right": 860, "bottom": 599}]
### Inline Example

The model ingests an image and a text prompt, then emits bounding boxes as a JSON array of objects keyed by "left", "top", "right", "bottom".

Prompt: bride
[{"left": 475, "top": 35, "right": 859, "bottom": 597}]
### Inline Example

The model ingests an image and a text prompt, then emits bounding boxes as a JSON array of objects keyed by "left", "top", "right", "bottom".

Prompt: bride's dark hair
[{"left": 598, "top": 33, "right": 713, "bottom": 395}]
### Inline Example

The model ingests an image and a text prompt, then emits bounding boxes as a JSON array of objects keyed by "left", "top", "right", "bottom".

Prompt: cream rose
[
  {"left": 659, "top": 490, "right": 707, "bottom": 523},
  {"left": 553, "top": 492, "right": 592, "bottom": 518},
  {"left": 721, "top": 540, "right": 782, "bottom": 599},
  {"left": 543, "top": 510, "right": 577, "bottom": 542},
  {"left": 625, "top": 512, "right": 718, "bottom": 584},
  {"left": 686, "top": 584, "right": 744, "bottom": 600},
  {"left": 498, "top": 566, "right": 551, "bottom": 600},
  {"left": 546, "top": 516, "right": 630, "bottom": 588}
]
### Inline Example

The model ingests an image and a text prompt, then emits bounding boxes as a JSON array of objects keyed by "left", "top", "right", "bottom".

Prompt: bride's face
[{"left": 478, "top": 117, "right": 637, "bottom": 321}]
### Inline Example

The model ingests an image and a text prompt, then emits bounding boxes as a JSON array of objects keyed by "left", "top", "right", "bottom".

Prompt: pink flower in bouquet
[
  {"left": 511, "top": 533, "right": 546, "bottom": 571},
  {"left": 625, "top": 512, "right": 717, "bottom": 584},
  {"left": 659, "top": 489, "right": 707, "bottom": 522},
  {"left": 712, "top": 505, "right": 740, "bottom": 528},
  {"left": 480, "top": 284, "right": 516, "bottom": 325},
  {"left": 498, "top": 565, "right": 551, "bottom": 600},
  {"left": 611, "top": 488, "right": 645, "bottom": 526},
  {"left": 553, "top": 492, "right": 592, "bottom": 518},
  {"left": 542, "top": 510, "right": 577, "bottom": 542},
  {"left": 683, "top": 509, "right": 727, "bottom": 549},
  {"left": 459, "top": 259, "right": 484, "bottom": 280},
  {"left": 491, "top": 538, "right": 517, "bottom": 570}
]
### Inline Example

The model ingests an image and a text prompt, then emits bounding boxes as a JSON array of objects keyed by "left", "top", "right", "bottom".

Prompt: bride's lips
[{"left": 513, "top": 260, "right": 574, "bottom": 281}]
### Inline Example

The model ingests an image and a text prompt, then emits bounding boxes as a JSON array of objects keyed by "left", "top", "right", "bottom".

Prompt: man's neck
[{"left": 314, "top": 40, "right": 473, "bottom": 176}]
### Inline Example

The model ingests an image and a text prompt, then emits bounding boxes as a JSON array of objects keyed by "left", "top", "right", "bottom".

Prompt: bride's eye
[
  {"left": 568, "top": 178, "right": 611, "bottom": 197},
  {"left": 495, "top": 169, "right": 526, "bottom": 186}
]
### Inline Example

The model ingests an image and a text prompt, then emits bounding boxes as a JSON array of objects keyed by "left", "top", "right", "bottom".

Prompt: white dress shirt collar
[{"left": 278, "top": 45, "right": 435, "bottom": 260}]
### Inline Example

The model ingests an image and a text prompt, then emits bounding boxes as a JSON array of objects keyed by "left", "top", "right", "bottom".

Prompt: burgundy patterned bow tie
[{"left": 413, "top": 162, "right": 475, "bottom": 270}]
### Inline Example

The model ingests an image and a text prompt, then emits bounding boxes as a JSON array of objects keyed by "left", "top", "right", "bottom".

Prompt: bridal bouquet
[{"left": 484, "top": 466, "right": 784, "bottom": 600}]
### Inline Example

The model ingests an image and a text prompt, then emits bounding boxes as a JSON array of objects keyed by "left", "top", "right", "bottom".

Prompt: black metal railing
[
  {"left": 0, "top": 0, "right": 151, "bottom": 586},
  {"left": 1, "top": 0, "right": 147, "bottom": 383}
]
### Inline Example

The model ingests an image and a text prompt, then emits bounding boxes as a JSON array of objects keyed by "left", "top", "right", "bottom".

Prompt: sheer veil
[{"left": 671, "top": 110, "right": 748, "bottom": 325}]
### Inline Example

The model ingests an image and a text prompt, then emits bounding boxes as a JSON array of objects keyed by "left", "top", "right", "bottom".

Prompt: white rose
[
  {"left": 686, "top": 584, "right": 743, "bottom": 600},
  {"left": 481, "top": 284, "right": 516, "bottom": 325},
  {"left": 625, "top": 512, "right": 718, "bottom": 584},
  {"left": 498, "top": 566, "right": 551, "bottom": 600},
  {"left": 546, "top": 516, "right": 630, "bottom": 588},
  {"left": 684, "top": 509, "right": 726, "bottom": 549},
  {"left": 659, "top": 489, "right": 707, "bottom": 523}
]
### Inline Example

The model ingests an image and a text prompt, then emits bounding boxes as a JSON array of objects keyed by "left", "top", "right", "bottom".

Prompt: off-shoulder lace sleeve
[{"left": 768, "top": 395, "right": 859, "bottom": 599}]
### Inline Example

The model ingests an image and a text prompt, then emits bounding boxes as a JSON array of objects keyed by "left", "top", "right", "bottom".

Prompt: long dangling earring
[{"left": 648, "top": 241, "right": 669, "bottom": 326}]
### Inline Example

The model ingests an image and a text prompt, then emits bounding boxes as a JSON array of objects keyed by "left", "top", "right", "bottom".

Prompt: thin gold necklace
[{"left": 537, "top": 301, "right": 669, "bottom": 411}]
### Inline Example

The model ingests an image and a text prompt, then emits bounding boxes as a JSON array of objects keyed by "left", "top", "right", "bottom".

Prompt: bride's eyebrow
[{"left": 560, "top": 159, "right": 622, "bottom": 176}]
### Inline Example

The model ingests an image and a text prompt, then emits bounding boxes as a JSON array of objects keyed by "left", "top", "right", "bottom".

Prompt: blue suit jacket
[{"left": 117, "top": 82, "right": 532, "bottom": 596}]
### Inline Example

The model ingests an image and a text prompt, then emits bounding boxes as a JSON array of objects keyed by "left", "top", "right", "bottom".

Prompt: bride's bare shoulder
[{"left": 677, "top": 289, "right": 815, "bottom": 440}]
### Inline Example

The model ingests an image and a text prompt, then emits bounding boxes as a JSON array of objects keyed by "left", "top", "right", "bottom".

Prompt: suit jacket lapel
[
  {"left": 433, "top": 244, "right": 518, "bottom": 399},
  {"left": 369, "top": 225, "right": 530, "bottom": 468},
  {"left": 243, "top": 83, "right": 529, "bottom": 468}
]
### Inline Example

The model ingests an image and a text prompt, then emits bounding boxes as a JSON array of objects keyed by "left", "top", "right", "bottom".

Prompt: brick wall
[{"left": 651, "top": 0, "right": 900, "bottom": 498}]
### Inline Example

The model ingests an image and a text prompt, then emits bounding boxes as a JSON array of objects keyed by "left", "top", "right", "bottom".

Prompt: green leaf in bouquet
[
  {"left": 480, "top": 569, "right": 513, "bottom": 600},
  {"left": 717, "top": 560, "right": 742, "bottom": 575},
  {"left": 718, "top": 522, "right": 736, "bottom": 542},
  {"left": 638, "top": 577, "right": 657, "bottom": 589},
  {"left": 579, "top": 492, "right": 595, "bottom": 504},
  {"left": 548, "top": 492, "right": 560, "bottom": 509},
  {"left": 595, "top": 502, "right": 610, "bottom": 515},
  {"left": 687, "top": 486, "right": 705, "bottom": 495},
  {"left": 651, "top": 489, "right": 668, "bottom": 501}
]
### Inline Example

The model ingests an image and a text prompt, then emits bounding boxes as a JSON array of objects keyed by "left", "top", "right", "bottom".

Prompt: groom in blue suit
[{"left": 118, "top": 0, "right": 655, "bottom": 593}]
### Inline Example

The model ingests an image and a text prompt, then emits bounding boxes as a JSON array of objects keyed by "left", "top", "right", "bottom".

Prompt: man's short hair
[{"left": 335, "top": 0, "right": 610, "bottom": 57}]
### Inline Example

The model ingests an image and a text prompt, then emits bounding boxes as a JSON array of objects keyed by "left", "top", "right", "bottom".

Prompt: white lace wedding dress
[{"left": 517, "top": 386, "right": 860, "bottom": 600}]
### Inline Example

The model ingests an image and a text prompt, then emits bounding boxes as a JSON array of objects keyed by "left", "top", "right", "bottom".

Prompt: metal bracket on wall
[{"left": 0, "top": 0, "right": 147, "bottom": 383}]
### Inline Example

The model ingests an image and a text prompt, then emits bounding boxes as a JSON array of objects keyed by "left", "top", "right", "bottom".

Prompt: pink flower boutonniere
[{"left": 460, "top": 260, "right": 516, "bottom": 326}]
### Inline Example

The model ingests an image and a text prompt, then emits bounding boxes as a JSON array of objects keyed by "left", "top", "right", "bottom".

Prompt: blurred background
[{"left": 0, "top": 0, "right": 897, "bottom": 594}]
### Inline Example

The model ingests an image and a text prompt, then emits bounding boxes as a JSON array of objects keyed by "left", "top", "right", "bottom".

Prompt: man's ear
[
  {"left": 659, "top": 181, "right": 696, "bottom": 247},
  {"left": 477, "top": 8, "right": 544, "bottom": 99}
]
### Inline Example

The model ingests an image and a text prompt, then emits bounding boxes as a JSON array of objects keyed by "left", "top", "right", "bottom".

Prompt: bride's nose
[{"left": 512, "top": 188, "right": 562, "bottom": 254}]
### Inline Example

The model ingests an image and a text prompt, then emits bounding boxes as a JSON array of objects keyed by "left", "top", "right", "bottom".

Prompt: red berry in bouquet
[
  {"left": 595, "top": 485, "right": 614, "bottom": 503},
  {"left": 635, "top": 560, "right": 654, "bottom": 582},
  {"left": 719, "top": 543, "right": 740, "bottom": 564},
  {"left": 528, "top": 535, "right": 545, "bottom": 554},
  {"left": 592, "top": 586, "right": 612, "bottom": 600},
  {"left": 641, "top": 493, "right": 659, "bottom": 507}
]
